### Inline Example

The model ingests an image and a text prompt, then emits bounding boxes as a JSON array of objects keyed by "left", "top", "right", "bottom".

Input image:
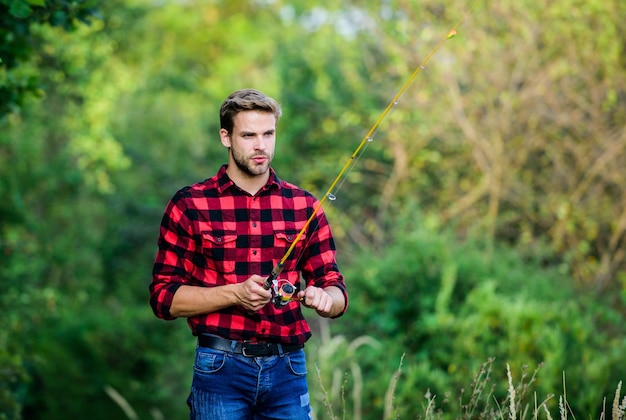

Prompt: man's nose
[{"left": 254, "top": 136, "right": 266, "bottom": 150}]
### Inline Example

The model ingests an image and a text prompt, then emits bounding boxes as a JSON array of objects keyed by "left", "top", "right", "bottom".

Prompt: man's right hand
[{"left": 235, "top": 275, "right": 272, "bottom": 312}]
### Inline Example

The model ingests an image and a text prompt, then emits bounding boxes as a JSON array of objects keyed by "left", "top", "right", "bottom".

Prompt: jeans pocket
[
  {"left": 194, "top": 348, "right": 227, "bottom": 374},
  {"left": 286, "top": 350, "right": 307, "bottom": 377}
]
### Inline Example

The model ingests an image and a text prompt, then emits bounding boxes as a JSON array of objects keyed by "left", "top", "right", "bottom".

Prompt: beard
[{"left": 230, "top": 146, "right": 273, "bottom": 178}]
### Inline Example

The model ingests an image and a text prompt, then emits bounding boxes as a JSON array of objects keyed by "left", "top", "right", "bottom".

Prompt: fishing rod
[{"left": 264, "top": 5, "right": 476, "bottom": 308}]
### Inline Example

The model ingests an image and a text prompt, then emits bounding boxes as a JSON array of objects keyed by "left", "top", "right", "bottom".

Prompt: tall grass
[
  {"left": 104, "top": 334, "right": 626, "bottom": 419},
  {"left": 310, "top": 335, "right": 625, "bottom": 420}
]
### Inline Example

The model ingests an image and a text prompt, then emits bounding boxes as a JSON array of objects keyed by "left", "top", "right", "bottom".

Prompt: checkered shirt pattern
[{"left": 150, "top": 165, "right": 347, "bottom": 345}]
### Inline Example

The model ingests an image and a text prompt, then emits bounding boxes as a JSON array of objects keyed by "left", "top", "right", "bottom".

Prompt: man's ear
[{"left": 219, "top": 128, "right": 231, "bottom": 148}]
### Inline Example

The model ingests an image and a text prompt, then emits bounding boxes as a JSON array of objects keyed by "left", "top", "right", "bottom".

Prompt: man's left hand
[{"left": 297, "top": 286, "right": 345, "bottom": 318}]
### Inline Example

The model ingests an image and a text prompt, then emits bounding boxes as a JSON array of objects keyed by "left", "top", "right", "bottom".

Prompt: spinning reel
[{"left": 270, "top": 279, "right": 299, "bottom": 308}]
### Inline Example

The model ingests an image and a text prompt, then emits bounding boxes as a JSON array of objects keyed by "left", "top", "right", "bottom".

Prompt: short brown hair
[{"left": 219, "top": 89, "right": 282, "bottom": 134}]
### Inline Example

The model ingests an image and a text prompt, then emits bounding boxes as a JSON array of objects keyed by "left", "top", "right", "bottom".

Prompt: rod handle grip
[{"left": 263, "top": 262, "right": 284, "bottom": 290}]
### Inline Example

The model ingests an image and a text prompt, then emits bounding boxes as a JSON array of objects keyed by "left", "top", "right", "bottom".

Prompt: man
[{"left": 150, "top": 88, "right": 348, "bottom": 419}]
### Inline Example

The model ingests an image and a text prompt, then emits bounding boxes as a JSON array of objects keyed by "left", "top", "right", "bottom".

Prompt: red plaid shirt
[{"left": 150, "top": 165, "right": 347, "bottom": 345}]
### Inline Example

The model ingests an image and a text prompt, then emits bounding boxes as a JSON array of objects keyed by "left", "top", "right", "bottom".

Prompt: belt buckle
[
  {"left": 241, "top": 342, "right": 273, "bottom": 357},
  {"left": 241, "top": 341, "right": 255, "bottom": 357}
]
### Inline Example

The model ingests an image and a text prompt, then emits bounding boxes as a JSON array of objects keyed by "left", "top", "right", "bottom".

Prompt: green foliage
[
  {"left": 3, "top": 288, "right": 193, "bottom": 419},
  {"left": 332, "top": 214, "right": 626, "bottom": 418},
  {"left": 0, "top": 0, "right": 102, "bottom": 118},
  {"left": 1, "top": 0, "right": 625, "bottom": 419}
]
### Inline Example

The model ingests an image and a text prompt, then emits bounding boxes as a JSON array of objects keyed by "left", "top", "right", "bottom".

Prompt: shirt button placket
[{"left": 250, "top": 197, "right": 261, "bottom": 262}]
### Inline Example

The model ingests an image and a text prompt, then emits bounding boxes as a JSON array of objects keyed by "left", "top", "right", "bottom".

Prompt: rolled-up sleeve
[
  {"left": 302, "top": 206, "right": 348, "bottom": 318},
  {"left": 149, "top": 195, "right": 197, "bottom": 320}
]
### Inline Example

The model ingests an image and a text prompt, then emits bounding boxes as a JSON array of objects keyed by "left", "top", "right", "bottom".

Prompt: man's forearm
[
  {"left": 169, "top": 284, "right": 238, "bottom": 318},
  {"left": 169, "top": 275, "right": 273, "bottom": 317}
]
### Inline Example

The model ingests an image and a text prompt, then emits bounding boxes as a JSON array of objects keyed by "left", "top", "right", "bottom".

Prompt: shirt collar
[{"left": 216, "top": 164, "right": 282, "bottom": 195}]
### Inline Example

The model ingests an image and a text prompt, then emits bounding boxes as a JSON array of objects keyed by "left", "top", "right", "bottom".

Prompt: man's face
[{"left": 220, "top": 111, "right": 276, "bottom": 178}]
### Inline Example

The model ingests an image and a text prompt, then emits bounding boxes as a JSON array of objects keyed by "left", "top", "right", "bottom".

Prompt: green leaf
[
  {"left": 8, "top": 0, "right": 32, "bottom": 18},
  {"left": 25, "top": 0, "right": 46, "bottom": 6}
]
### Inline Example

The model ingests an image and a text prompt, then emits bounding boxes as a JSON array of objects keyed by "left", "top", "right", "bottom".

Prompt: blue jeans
[{"left": 187, "top": 345, "right": 312, "bottom": 420}]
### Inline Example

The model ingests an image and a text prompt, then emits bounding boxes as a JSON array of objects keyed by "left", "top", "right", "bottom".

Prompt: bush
[{"left": 326, "top": 216, "right": 626, "bottom": 418}]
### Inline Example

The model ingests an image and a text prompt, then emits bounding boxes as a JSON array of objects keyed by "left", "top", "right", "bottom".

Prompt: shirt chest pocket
[
  {"left": 273, "top": 230, "right": 306, "bottom": 263},
  {"left": 201, "top": 231, "right": 237, "bottom": 275}
]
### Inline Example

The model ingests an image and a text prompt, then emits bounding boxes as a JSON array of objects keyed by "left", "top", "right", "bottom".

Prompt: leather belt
[{"left": 197, "top": 334, "right": 303, "bottom": 357}]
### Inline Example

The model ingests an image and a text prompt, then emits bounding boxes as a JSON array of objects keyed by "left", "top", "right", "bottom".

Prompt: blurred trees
[
  {"left": 0, "top": 0, "right": 101, "bottom": 118},
  {"left": 439, "top": 0, "right": 626, "bottom": 292},
  {"left": 1, "top": 0, "right": 625, "bottom": 418}
]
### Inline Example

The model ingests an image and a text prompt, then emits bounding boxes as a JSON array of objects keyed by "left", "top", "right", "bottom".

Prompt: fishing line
[{"left": 264, "top": 3, "right": 478, "bottom": 305}]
